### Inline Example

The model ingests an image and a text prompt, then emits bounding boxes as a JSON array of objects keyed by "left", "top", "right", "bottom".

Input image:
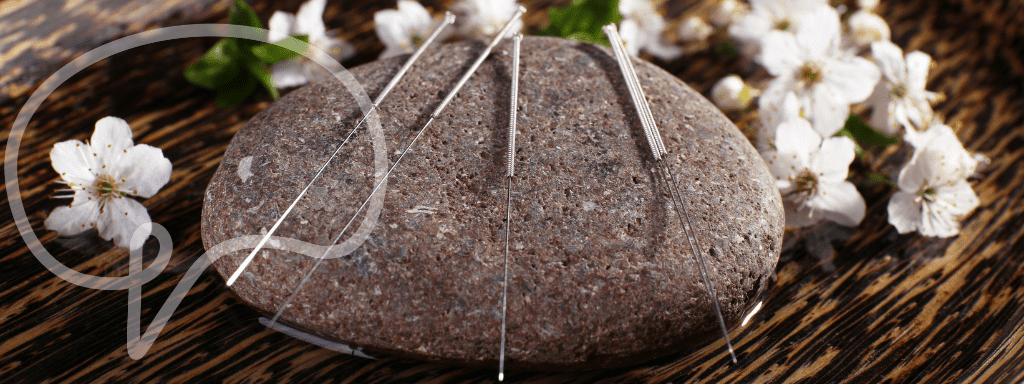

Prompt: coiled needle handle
[
  {"left": 498, "top": 32, "right": 523, "bottom": 383},
  {"left": 603, "top": 23, "right": 738, "bottom": 364}
]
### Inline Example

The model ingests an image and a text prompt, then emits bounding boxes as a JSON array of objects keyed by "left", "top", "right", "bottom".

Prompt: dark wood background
[{"left": 2, "top": 0, "right": 1023, "bottom": 382}]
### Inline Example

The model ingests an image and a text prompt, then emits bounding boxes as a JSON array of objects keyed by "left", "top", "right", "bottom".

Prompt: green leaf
[
  {"left": 229, "top": 0, "right": 262, "bottom": 29},
  {"left": 243, "top": 58, "right": 279, "bottom": 100},
  {"left": 251, "top": 35, "right": 309, "bottom": 64},
  {"left": 540, "top": 0, "right": 622, "bottom": 46},
  {"left": 836, "top": 114, "right": 899, "bottom": 147},
  {"left": 215, "top": 73, "right": 257, "bottom": 108},
  {"left": 867, "top": 172, "right": 897, "bottom": 187},
  {"left": 186, "top": 0, "right": 285, "bottom": 108},
  {"left": 183, "top": 38, "right": 242, "bottom": 89},
  {"left": 715, "top": 41, "right": 739, "bottom": 58}
]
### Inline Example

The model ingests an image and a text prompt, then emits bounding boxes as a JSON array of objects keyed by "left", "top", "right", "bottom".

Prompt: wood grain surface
[{"left": 2, "top": 0, "right": 1023, "bottom": 383}]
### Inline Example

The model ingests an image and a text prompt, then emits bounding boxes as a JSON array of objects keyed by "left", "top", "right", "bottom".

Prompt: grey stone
[{"left": 201, "top": 36, "right": 784, "bottom": 370}]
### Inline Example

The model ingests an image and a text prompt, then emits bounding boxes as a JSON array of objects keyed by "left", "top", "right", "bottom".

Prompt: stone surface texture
[{"left": 201, "top": 36, "right": 784, "bottom": 370}]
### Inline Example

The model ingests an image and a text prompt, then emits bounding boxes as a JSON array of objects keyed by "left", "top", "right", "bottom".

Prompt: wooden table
[{"left": 3, "top": 0, "right": 1023, "bottom": 382}]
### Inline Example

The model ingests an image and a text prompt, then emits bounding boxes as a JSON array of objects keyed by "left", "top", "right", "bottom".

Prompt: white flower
[
  {"left": 268, "top": 0, "right": 356, "bottom": 88},
  {"left": 677, "top": 16, "right": 713, "bottom": 42},
  {"left": 451, "top": 0, "right": 523, "bottom": 38},
  {"left": 844, "top": 10, "right": 890, "bottom": 49},
  {"left": 728, "top": 0, "right": 829, "bottom": 56},
  {"left": 888, "top": 124, "right": 979, "bottom": 237},
  {"left": 375, "top": 1, "right": 448, "bottom": 59},
  {"left": 762, "top": 117, "right": 866, "bottom": 227},
  {"left": 618, "top": 0, "right": 682, "bottom": 60},
  {"left": 758, "top": 6, "right": 881, "bottom": 137},
  {"left": 44, "top": 117, "right": 172, "bottom": 249},
  {"left": 757, "top": 91, "right": 802, "bottom": 151},
  {"left": 710, "top": 0, "right": 748, "bottom": 27},
  {"left": 867, "top": 40, "right": 941, "bottom": 134},
  {"left": 711, "top": 74, "right": 759, "bottom": 111}
]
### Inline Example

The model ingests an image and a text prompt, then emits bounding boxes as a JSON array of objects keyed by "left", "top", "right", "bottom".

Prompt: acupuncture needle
[
  {"left": 498, "top": 32, "right": 523, "bottom": 383},
  {"left": 267, "top": 6, "right": 528, "bottom": 326},
  {"left": 226, "top": 12, "right": 457, "bottom": 287},
  {"left": 602, "top": 24, "right": 738, "bottom": 364}
]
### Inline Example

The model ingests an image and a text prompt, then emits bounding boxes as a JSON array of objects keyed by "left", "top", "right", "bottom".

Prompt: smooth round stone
[{"left": 201, "top": 36, "right": 784, "bottom": 370}]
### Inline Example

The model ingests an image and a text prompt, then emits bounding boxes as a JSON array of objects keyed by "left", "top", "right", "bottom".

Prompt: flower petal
[
  {"left": 900, "top": 97, "right": 925, "bottom": 129},
  {"left": 870, "top": 40, "right": 905, "bottom": 83},
  {"left": 50, "top": 140, "right": 97, "bottom": 186},
  {"left": 374, "top": 9, "right": 411, "bottom": 49},
  {"left": 45, "top": 199, "right": 100, "bottom": 237},
  {"left": 868, "top": 82, "right": 900, "bottom": 135},
  {"left": 757, "top": 91, "right": 801, "bottom": 150},
  {"left": 762, "top": 150, "right": 799, "bottom": 188},
  {"left": 96, "top": 196, "right": 152, "bottom": 249},
  {"left": 268, "top": 11, "right": 297, "bottom": 43},
  {"left": 758, "top": 74, "right": 795, "bottom": 111},
  {"left": 919, "top": 200, "right": 960, "bottom": 238},
  {"left": 451, "top": 0, "right": 522, "bottom": 37},
  {"left": 847, "top": 10, "right": 890, "bottom": 48},
  {"left": 679, "top": 16, "right": 713, "bottom": 42},
  {"left": 758, "top": 31, "right": 803, "bottom": 76},
  {"left": 905, "top": 50, "right": 933, "bottom": 94},
  {"left": 619, "top": 19, "right": 643, "bottom": 57},
  {"left": 913, "top": 124, "right": 977, "bottom": 184},
  {"left": 809, "top": 83, "right": 850, "bottom": 137},
  {"left": 728, "top": 8, "right": 771, "bottom": 47},
  {"left": 903, "top": 123, "right": 939, "bottom": 149},
  {"left": 374, "top": 0, "right": 434, "bottom": 59},
  {"left": 794, "top": 5, "right": 839, "bottom": 57},
  {"left": 823, "top": 55, "right": 881, "bottom": 103},
  {"left": 295, "top": 0, "right": 327, "bottom": 39},
  {"left": 906, "top": 96, "right": 935, "bottom": 129},
  {"left": 775, "top": 117, "right": 821, "bottom": 163},
  {"left": 618, "top": 0, "right": 642, "bottom": 16},
  {"left": 119, "top": 144, "right": 172, "bottom": 198},
  {"left": 271, "top": 59, "right": 310, "bottom": 89},
  {"left": 316, "top": 34, "right": 356, "bottom": 61},
  {"left": 643, "top": 37, "right": 683, "bottom": 61},
  {"left": 933, "top": 180, "right": 979, "bottom": 217},
  {"left": 397, "top": 0, "right": 433, "bottom": 27},
  {"left": 811, "top": 136, "right": 856, "bottom": 183},
  {"left": 91, "top": 116, "right": 135, "bottom": 165},
  {"left": 887, "top": 190, "right": 921, "bottom": 234},
  {"left": 808, "top": 180, "right": 866, "bottom": 227}
]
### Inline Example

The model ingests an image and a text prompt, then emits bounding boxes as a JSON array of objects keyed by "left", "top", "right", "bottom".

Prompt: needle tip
[
  {"left": 443, "top": 11, "right": 456, "bottom": 24},
  {"left": 498, "top": 373, "right": 504, "bottom": 381},
  {"left": 728, "top": 346, "right": 737, "bottom": 364}
]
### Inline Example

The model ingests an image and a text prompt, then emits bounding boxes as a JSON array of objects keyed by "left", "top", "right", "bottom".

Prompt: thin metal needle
[
  {"left": 267, "top": 7, "right": 528, "bottom": 326},
  {"left": 226, "top": 13, "right": 457, "bottom": 287},
  {"left": 498, "top": 32, "right": 523, "bottom": 383},
  {"left": 602, "top": 24, "right": 738, "bottom": 364}
]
